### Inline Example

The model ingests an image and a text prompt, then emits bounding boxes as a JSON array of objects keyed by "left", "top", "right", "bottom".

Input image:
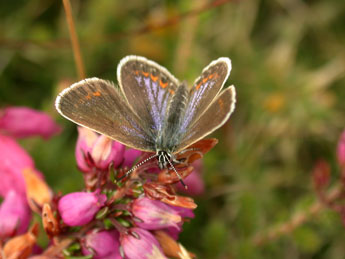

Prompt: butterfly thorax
[{"left": 154, "top": 82, "right": 189, "bottom": 154}]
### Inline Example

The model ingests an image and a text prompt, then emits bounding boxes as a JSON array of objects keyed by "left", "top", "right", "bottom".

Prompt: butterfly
[{"left": 55, "top": 56, "right": 236, "bottom": 184}]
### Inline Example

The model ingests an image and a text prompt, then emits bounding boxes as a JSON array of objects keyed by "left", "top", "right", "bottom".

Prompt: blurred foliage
[{"left": 1, "top": 0, "right": 345, "bottom": 258}]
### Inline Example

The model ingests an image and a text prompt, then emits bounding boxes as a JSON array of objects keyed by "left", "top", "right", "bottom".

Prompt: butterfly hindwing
[
  {"left": 175, "top": 85, "right": 236, "bottom": 153},
  {"left": 178, "top": 58, "right": 231, "bottom": 135},
  {"left": 55, "top": 78, "right": 155, "bottom": 151},
  {"left": 117, "top": 56, "right": 179, "bottom": 136}
]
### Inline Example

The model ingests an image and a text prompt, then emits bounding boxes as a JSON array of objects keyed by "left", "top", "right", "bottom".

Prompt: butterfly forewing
[
  {"left": 179, "top": 58, "right": 231, "bottom": 135},
  {"left": 55, "top": 78, "right": 155, "bottom": 152},
  {"left": 175, "top": 86, "right": 236, "bottom": 153},
  {"left": 117, "top": 56, "right": 179, "bottom": 136}
]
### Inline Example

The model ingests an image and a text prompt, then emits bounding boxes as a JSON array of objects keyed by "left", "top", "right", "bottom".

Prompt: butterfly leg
[{"left": 164, "top": 153, "right": 187, "bottom": 189}]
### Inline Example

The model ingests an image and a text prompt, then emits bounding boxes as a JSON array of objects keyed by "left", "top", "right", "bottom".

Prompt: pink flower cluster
[
  {"left": 0, "top": 106, "right": 206, "bottom": 258},
  {"left": 0, "top": 107, "right": 59, "bottom": 240},
  {"left": 57, "top": 126, "right": 204, "bottom": 258}
]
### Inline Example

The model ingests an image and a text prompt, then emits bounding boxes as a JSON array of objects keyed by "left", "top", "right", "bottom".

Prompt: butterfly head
[{"left": 157, "top": 150, "right": 174, "bottom": 170}]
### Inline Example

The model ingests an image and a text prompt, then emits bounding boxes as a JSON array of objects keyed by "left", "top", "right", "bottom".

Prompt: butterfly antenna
[
  {"left": 116, "top": 154, "right": 158, "bottom": 182},
  {"left": 165, "top": 154, "right": 188, "bottom": 190}
]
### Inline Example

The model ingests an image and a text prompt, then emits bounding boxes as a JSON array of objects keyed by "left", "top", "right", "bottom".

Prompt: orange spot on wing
[
  {"left": 86, "top": 94, "right": 92, "bottom": 100},
  {"left": 159, "top": 80, "right": 168, "bottom": 88},
  {"left": 150, "top": 74, "right": 158, "bottom": 82},
  {"left": 142, "top": 71, "right": 149, "bottom": 77},
  {"left": 218, "top": 99, "right": 224, "bottom": 109},
  {"left": 169, "top": 89, "right": 175, "bottom": 95},
  {"left": 195, "top": 82, "right": 202, "bottom": 90},
  {"left": 93, "top": 91, "right": 101, "bottom": 97},
  {"left": 208, "top": 73, "right": 215, "bottom": 79},
  {"left": 202, "top": 77, "right": 209, "bottom": 83},
  {"left": 135, "top": 70, "right": 140, "bottom": 75}
]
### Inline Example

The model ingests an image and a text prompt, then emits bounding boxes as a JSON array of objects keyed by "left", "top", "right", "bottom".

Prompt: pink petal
[
  {"left": 0, "top": 190, "right": 31, "bottom": 239},
  {"left": 176, "top": 160, "right": 204, "bottom": 196},
  {"left": 122, "top": 149, "right": 142, "bottom": 168},
  {"left": 0, "top": 135, "right": 34, "bottom": 197},
  {"left": 0, "top": 107, "right": 61, "bottom": 139},
  {"left": 121, "top": 228, "right": 167, "bottom": 259},
  {"left": 75, "top": 127, "right": 98, "bottom": 172},
  {"left": 92, "top": 137, "right": 125, "bottom": 170},
  {"left": 82, "top": 230, "right": 121, "bottom": 259},
  {"left": 337, "top": 130, "right": 345, "bottom": 168},
  {"left": 58, "top": 191, "right": 107, "bottom": 226},
  {"left": 132, "top": 197, "right": 181, "bottom": 230}
]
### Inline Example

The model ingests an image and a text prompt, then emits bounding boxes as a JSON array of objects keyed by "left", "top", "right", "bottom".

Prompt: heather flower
[
  {"left": 75, "top": 127, "right": 125, "bottom": 172},
  {"left": 0, "top": 107, "right": 61, "bottom": 139},
  {"left": 337, "top": 129, "right": 345, "bottom": 168},
  {"left": 58, "top": 191, "right": 107, "bottom": 226},
  {"left": 154, "top": 230, "right": 195, "bottom": 259},
  {"left": 0, "top": 134, "right": 34, "bottom": 197},
  {"left": 122, "top": 148, "right": 142, "bottom": 168},
  {"left": 176, "top": 160, "right": 204, "bottom": 196},
  {"left": 81, "top": 230, "right": 121, "bottom": 259},
  {"left": 22, "top": 168, "right": 53, "bottom": 212},
  {"left": 2, "top": 223, "right": 39, "bottom": 258},
  {"left": 0, "top": 190, "right": 31, "bottom": 239},
  {"left": 132, "top": 197, "right": 182, "bottom": 230},
  {"left": 121, "top": 227, "right": 167, "bottom": 259}
]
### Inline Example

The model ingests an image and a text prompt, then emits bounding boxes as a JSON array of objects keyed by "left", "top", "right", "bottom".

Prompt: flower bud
[
  {"left": 0, "top": 107, "right": 61, "bottom": 139},
  {"left": 3, "top": 223, "right": 39, "bottom": 258},
  {"left": 22, "top": 168, "right": 52, "bottom": 213},
  {"left": 81, "top": 230, "right": 121, "bottom": 259},
  {"left": 132, "top": 197, "right": 181, "bottom": 230},
  {"left": 58, "top": 191, "right": 106, "bottom": 226},
  {"left": 154, "top": 230, "right": 195, "bottom": 259},
  {"left": 75, "top": 127, "right": 125, "bottom": 172},
  {"left": 0, "top": 190, "right": 31, "bottom": 239},
  {"left": 121, "top": 228, "right": 167, "bottom": 259}
]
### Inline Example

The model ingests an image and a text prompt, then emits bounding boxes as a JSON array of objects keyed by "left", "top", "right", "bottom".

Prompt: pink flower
[
  {"left": 58, "top": 191, "right": 107, "bottom": 226},
  {"left": 0, "top": 134, "right": 34, "bottom": 197},
  {"left": 337, "top": 130, "right": 345, "bottom": 168},
  {"left": 122, "top": 148, "right": 142, "bottom": 168},
  {"left": 0, "top": 107, "right": 61, "bottom": 139},
  {"left": 121, "top": 228, "right": 167, "bottom": 259},
  {"left": 176, "top": 160, "right": 204, "bottom": 196},
  {"left": 132, "top": 197, "right": 182, "bottom": 230},
  {"left": 0, "top": 190, "right": 31, "bottom": 239},
  {"left": 75, "top": 127, "right": 125, "bottom": 172},
  {"left": 81, "top": 230, "right": 121, "bottom": 259},
  {"left": 162, "top": 205, "right": 195, "bottom": 240}
]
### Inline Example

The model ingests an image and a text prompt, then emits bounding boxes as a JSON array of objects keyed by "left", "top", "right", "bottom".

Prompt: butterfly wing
[
  {"left": 117, "top": 56, "right": 179, "bottom": 135},
  {"left": 179, "top": 57, "right": 231, "bottom": 135},
  {"left": 55, "top": 78, "right": 155, "bottom": 152},
  {"left": 175, "top": 85, "right": 236, "bottom": 152}
]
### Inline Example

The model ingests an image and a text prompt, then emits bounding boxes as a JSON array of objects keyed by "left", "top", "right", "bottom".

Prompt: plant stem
[
  {"left": 62, "top": 0, "right": 86, "bottom": 80},
  {"left": 253, "top": 184, "right": 343, "bottom": 246}
]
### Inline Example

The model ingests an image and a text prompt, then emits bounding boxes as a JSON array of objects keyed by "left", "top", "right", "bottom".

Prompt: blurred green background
[{"left": 1, "top": 0, "right": 345, "bottom": 258}]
